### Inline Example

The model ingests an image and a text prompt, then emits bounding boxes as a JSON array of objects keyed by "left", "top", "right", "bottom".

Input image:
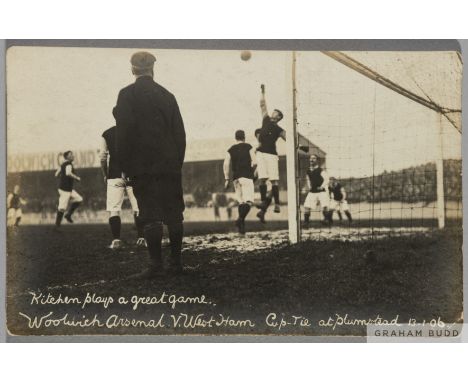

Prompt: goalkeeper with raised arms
[{"left": 256, "top": 84, "right": 286, "bottom": 223}]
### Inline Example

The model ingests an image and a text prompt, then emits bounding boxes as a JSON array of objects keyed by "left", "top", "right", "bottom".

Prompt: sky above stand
[{"left": 7, "top": 47, "right": 461, "bottom": 177}]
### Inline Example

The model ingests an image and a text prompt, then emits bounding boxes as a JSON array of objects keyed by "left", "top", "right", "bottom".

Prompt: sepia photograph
[{"left": 4, "top": 42, "right": 463, "bottom": 338}]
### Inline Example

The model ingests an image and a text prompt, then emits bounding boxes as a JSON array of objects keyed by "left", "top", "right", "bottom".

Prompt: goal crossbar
[{"left": 321, "top": 51, "right": 461, "bottom": 133}]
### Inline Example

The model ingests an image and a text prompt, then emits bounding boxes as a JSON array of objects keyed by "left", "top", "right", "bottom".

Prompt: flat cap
[{"left": 130, "top": 51, "right": 156, "bottom": 69}]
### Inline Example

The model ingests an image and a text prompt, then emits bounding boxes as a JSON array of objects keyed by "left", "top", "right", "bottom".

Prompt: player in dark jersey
[
  {"left": 100, "top": 123, "right": 146, "bottom": 249},
  {"left": 256, "top": 84, "right": 286, "bottom": 222},
  {"left": 223, "top": 130, "right": 257, "bottom": 234},
  {"left": 303, "top": 154, "right": 332, "bottom": 226},
  {"left": 329, "top": 177, "right": 352, "bottom": 222},
  {"left": 7, "top": 185, "right": 27, "bottom": 227},
  {"left": 54, "top": 151, "right": 83, "bottom": 228}
]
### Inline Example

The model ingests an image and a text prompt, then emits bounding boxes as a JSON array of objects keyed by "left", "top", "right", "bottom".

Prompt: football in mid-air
[{"left": 240, "top": 50, "right": 252, "bottom": 61}]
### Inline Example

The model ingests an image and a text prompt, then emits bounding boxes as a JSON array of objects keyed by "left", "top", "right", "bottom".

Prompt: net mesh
[{"left": 295, "top": 51, "right": 462, "bottom": 240}]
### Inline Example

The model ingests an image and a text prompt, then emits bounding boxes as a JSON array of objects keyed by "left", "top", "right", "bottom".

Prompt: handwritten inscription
[
  {"left": 171, "top": 313, "right": 254, "bottom": 328},
  {"left": 265, "top": 313, "right": 312, "bottom": 331},
  {"left": 318, "top": 314, "right": 401, "bottom": 331},
  {"left": 130, "top": 293, "right": 212, "bottom": 310},
  {"left": 18, "top": 312, "right": 254, "bottom": 330},
  {"left": 19, "top": 292, "right": 452, "bottom": 334},
  {"left": 28, "top": 291, "right": 213, "bottom": 310}
]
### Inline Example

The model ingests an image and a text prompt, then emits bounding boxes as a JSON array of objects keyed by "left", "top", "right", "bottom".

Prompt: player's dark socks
[
  {"left": 304, "top": 212, "right": 310, "bottom": 224},
  {"left": 238, "top": 203, "right": 251, "bottom": 221},
  {"left": 55, "top": 211, "right": 64, "bottom": 227},
  {"left": 259, "top": 184, "right": 267, "bottom": 202},
  {"left": 322, "top": 210, "right": 333, "bottom": 224},
  {"left": 168, "top": 222, "right": 184, "bottom": 270},
  {"left": 337, "top": 211, "right": 343, "bottom": 221},
  {"left": 66, "top": 202, "right": 81, "bottom": 218},
  {"left": 272, "top": 185, "right": 280, "bottom": 205},
  {"left": 109, "top": 216, "right": 121, "bottom": 240},
  {"left": 262, "top": 195, "right": 272, "bottom": 212},
  {"left": 235, "top": 219, "right": 245, "bottom": 234},
  {"left": 323, "top": 210, "right": 333, "bottom": 224},
  {"left": 237, "top": 204, "right": 250, "bottom": 234},
  {"left": 14, "top": 217, "right": 21, "bottom": 227},
  {"left": 256, "top": 210, "right": 266, "bottom": 224},
  {"left": 144, "top": 221, "right": 164, "bottom": 268},
  {"left": 345, "top": 211, "right": 353, "bottom": 222},
  {"left": 134, "top": 214, "right": 145, "bottom": 237},
  {"left": 244, "top": 203, "right": 252, "bottom": 219}
]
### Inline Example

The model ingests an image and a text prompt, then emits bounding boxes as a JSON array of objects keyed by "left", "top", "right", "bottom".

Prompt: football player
[
  {"left": 100, "top": 121, "right": 146, "bottom": 249},
  {"left": 223, "top": 129, "right": 257, "bottom": 234},
  {"left": 329, "top": 177, "right": 352, "bottom": 222},
  {"left": 7, "top": 185, "right": 27, "bottom": 227},
  {"left": 256, "top": 84, "right": 285, "bottom": 222},
  {"left": 54, "top": 151, "right": 83, "bottom": 228},
  {"left": 210, "top": 192, "right": 221, "bottom": 221},
  {"left": 303, "top": 154, "right": 332, "bottom": 226}
]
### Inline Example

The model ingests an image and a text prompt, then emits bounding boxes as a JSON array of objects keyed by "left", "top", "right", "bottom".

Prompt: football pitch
[{"left": 6, "top": 222, "right": 463, "bottom": 336}]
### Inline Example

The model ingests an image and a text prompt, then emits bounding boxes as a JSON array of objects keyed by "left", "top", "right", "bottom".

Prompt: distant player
[
  {"left": 100, "top": 123, "right": 146, "bottom": 249},
  {"left": 210, "top": 193, "right": 221, "bottom": 221},
  {"left": 256, "top": 84, "right": 286, "bottom": 222},
  {"left": 303, "top": 154, "right": 332, "bottom": 226},
  {"left": 7, "top": 185, "right": 27, "bottom": 227},
  {"left": 223, "top": 130, "right": 257, "bottom": 234},
  {"left": 329, "top": 177, "right": 352, "bottom": 223},
  {"left": 226, "top": 197, "right": 238, "bottom": 220},
  {"left": 54, "top": 151, "right": 83, "bottom": 228}
]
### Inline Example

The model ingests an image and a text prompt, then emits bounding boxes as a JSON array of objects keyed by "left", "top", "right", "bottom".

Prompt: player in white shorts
[
  {"left": 100, "top": 125, "right": 146, "bottom": 249},
  {"left": 54, "top": 151, "right": 83, "bottom": 228},
  {"left": 7, "top": 185, "right": 27, "bottom": 227},
  {"left": 223, "top": 130, "right": 257, "bottom": 234},
  {"left": 328, "top": 177, "right": 352, "bottom": 223},
  {"left": 256, "top": 84, "right": 286, "bottom": 222},
  {"left": 303, "top": 154, "right": 333, "bottom": 226}
]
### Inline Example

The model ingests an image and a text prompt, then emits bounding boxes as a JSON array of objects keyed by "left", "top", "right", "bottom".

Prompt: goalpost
[
  {"left": 288, "top": 50, "right": 462, "bottom": 243},
  {"left": 286, "top": 51, "right": 301, "bottom": 243},
  {"left": 436, "top": 113, "right": 446, "bottom": 229}
]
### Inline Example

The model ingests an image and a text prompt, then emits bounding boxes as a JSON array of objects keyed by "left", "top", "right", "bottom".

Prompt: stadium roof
[{"left": 7, "top": 134, "right": 325, "bottom": 173}]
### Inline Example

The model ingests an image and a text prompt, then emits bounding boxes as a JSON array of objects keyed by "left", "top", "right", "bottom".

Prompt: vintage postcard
[{"left": 4, "top": 42, "right": 463, "bottom": 339}]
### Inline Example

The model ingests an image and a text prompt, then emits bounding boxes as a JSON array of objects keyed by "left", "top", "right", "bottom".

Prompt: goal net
[{"left": 292, "top": 51, "right": 462, "bottom": 241}]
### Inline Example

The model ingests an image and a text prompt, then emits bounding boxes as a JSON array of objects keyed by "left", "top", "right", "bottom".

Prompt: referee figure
[{"left": 114, "top": 51, "right": 186, "bottom": 277}]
